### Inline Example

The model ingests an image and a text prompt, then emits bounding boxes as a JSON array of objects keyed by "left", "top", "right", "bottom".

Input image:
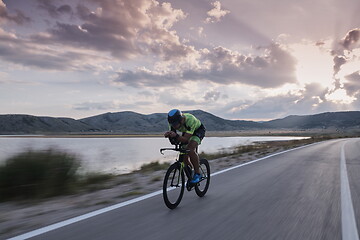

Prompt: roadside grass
[
  {"left": 0, "top": 149, "right": 80, "bottom": 201},
  {"left": 136, "top": 161, "right": 170, "bottom": 173},
  {"left": 199, "top": 136, "right": 337, "bottom": 160},
  {"left": 80, "top": 173, "right": 115, "bottom": 185},
  {"left": 0, "top": 149, "right": 122, "bottom": 201},
  {"left": 116, "top": 176, "right": 134, "bottom": 185},
  {"left": 199, "top": 142, "right": 279, "bottom": 160}
]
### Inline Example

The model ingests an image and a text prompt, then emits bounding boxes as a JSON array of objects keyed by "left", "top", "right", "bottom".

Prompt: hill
[
  {"left": 182, "top": 110, "right": 264, "bottom": 131},
  {"left": 79, "top": 110, "right": 265, "bottom": 133},
  {"left": 264, "top": 111, "right": 360, "bottom": 129},
  {"left": 80, "top": 111, "right": 167, "bottom": 133},
  {"left": 0, "top": 115, "right": 97, "bottom": 134},
  {"left": 1, "top": 110, "right": 360, "bottom": 134}
]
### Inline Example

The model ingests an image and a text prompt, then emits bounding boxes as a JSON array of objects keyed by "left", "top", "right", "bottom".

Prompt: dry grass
[
  {"left": 136, "top": 161, "right": 170, "bottom": 173},
  {"left": 200, "top": 136, "right": 336, "bottom": 160}
]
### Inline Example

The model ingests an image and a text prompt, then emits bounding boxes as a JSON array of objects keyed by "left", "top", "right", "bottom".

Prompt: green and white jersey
[{"left": 169, "top": 113, "right": 202, "bottom": 134}]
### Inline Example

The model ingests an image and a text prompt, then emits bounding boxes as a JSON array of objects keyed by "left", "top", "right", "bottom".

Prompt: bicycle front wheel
[
  {"left": 195, "top": 158, "right": 210, "bottom": 197},
  {"left": 163, "top": 163, "right": 185, "bottom": 209}
]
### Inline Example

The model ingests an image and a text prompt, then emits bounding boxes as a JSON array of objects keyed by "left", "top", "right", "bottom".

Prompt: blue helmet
[{"left": 167, "top": 109, "right": 183, "bottom": 127}]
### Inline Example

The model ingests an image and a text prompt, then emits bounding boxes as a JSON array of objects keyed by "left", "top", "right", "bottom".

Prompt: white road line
[
  {"left": 341, "top": 142, "right": 359, "bottom": 240},
  {"left": 7, "top": 190, "right": 164, "bottom": 240},
  {"left": 8, "top": 141, "right": 322, "bottom": 240}
]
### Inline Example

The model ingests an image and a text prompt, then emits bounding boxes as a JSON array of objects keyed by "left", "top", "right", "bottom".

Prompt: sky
[{"left": 0, "top": 0, "right": 360, "bottom": 121}]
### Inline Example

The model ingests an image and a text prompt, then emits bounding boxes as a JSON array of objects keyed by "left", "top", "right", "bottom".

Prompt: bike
[{"left": 160, "top": 144, "right": 210, "bottom": 209}]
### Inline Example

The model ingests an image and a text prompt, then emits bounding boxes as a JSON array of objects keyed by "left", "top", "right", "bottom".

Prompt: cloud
[
  {"left": 73, "top": 101, "right": 119, "bottom": 111},
  {"left": 205, "top": 1, "right": 230, "bottom": 23},
  {"left": 32, "top": 0, "right": 190, "bottom": 61},
  {"left": 197, "top": 44, "right": 297, "bottom": 87},
  {"left": 73, "top": 98, "right": 157, "bottom": 113},
  {"left": 36, "top": 0, "right": 73, "bottom": 18},
  {"left": 344, "top": 71, "right": 360, "bottom": 96},
  {"left": 1, "top": 0, "right": 195, "bottom": 72},
  {"left": 331, "top": 28, "right": 360, "bottom": 77},
  {"left": 115, "top": 67, "right": 180, "bottom": 87},
  {"left": 0, "top": 27, "right": 110, "bottom": 71},
  {"left": 158, "top": 91, "right": 200, "bottom": 106},
  {"left": 333, "top": 55, "right": 347, "bottom": 76},
  {"left": 218, "top": 83, "right": 343, "bottom": 120},
  {"left": 0, "top": 0, "right": 30, "bottom": 25},
  {"left": 315, "top": 41, "right": 325, "bottom": 46},
  {"left": 0, "top": 70, "right": 9, "bottom": 83},
  {"left": 115, "top": 43, "right": 297, "bottom": 88},
  {"left": 341, "top": 28, "right": 360, "bottom": 50},
  {"left": 325, "top": 28, "right": 360, "bottom": 104},
  {"left": 204, "top": 90, "right": 221, "bottom": 101}
]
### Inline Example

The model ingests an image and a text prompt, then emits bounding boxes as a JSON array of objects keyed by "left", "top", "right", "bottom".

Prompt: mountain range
[{"left": 1, "top": 110, "right": 360, "bottom": 134}]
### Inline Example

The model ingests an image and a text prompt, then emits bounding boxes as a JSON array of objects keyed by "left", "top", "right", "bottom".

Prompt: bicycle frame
[
  {"left": 160, "top": 144, "right": 193, "bottom": 180},
  {"left": 160, "top": 144, "right": 207, "bottom": 186}
]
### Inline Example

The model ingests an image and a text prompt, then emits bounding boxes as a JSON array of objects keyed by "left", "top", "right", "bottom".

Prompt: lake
[{"left": 0, "top": 136, "right": 308, "bottom": 174}]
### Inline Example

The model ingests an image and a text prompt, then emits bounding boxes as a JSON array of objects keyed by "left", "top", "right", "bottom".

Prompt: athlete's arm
[
  {"left": 178, "top": 132, "right": 191, "bottom": 143},
  {"left": 168, "top": 131, "right": 191, "bottom": 143}
]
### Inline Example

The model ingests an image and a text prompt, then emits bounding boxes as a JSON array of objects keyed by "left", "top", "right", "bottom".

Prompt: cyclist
[{"left": 164, "top": 109, "right": 206, "bottom": 184}]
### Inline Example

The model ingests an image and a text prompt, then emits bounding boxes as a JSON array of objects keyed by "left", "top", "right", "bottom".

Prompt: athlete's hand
[
  {"left": 164, "top": 131, "right": 177, "bottom": 138},
  {"left": 164, "top": 131, "right": 172, "bottom": 138},
  {"left": 169, "top": 131, "right": 177, "bottom": 138}
]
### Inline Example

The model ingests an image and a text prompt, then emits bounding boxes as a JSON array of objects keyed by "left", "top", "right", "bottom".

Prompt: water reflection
[{"left": 0, "top": 136, "right": 308, "bottom": 174}]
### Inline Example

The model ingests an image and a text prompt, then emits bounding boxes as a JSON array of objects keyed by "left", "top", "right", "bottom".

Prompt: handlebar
[{"left": 160, "top": 144, "right": 190, "bottom": 155}]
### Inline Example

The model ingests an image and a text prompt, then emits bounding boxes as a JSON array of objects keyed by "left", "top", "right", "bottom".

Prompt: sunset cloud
[
  {"left": 0, "top": 27, "right": 109, "bottom": 71},
  {"left": 344, "top": 71, "right": 360, "bottom": 96},
  {"left": 31, "top": 0, "right": 189, "bottom": 61},
  {"left": 115, "top": 43, "right": 297, "bottom": 88},
  {"left": 219, "top": 83, "right": 342, "bottom": 120},
  {"left": 332, "top": 28, "right": 360, "bottom": 77},
  {"left": 1, "top": 0, "right": 193, "bottom": 70},
  {"left": 341, "top": 28, "right": 360, "bottom": 50},
  {"left": 205, "top": 1, "right": 230, "bottom": 23}
]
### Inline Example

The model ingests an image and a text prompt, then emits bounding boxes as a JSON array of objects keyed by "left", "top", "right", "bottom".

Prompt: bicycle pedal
[{"left": 186, "top": 182, "right": 194, "bottom": 191}]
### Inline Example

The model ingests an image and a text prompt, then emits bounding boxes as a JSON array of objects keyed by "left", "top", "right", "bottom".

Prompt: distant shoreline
[
  {"left": 1, "top": 129, "right": 359, "bottom": 138},
  {"left": 0, "top": 134, "right": 163, "bottom": 138}
]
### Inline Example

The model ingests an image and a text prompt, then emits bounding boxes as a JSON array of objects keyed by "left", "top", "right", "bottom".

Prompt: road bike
[{"left": 160, "top": 144, "right": 210, "bottom": 209}]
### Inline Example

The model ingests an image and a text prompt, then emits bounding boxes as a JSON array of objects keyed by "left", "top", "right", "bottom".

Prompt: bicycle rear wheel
[
  {"left": 163, "top": 163, "right": 185, "bottom": 209},
  {"left": 195, "top": 158, "right": 210, "bottom": 197}
]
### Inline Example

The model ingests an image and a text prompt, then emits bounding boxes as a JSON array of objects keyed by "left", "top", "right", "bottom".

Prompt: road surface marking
[{"left": 341, "top": 142, "right": 359, "bottom": 240}]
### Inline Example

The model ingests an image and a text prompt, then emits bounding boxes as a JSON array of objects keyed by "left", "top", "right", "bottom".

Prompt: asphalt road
[{"left": 13, "top": 138, "right": 360, "bottom": 240}]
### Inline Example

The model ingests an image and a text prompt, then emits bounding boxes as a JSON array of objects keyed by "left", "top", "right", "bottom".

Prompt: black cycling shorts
[{"left": 193, "top": 124, "right": 206, "bottom": 141}]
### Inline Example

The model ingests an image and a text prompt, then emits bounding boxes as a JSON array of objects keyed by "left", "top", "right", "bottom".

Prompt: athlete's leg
[
  {"left": 187, "top": 140, "right": 200, "bottom": 174},
  {"left": 183, "top": 154, "right": 192, "bottom": 167}
]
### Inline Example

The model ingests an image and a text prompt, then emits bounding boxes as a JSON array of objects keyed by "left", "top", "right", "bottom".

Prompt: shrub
[{"left": 0, "top": 149, "right": 80, "bottom": 201}]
